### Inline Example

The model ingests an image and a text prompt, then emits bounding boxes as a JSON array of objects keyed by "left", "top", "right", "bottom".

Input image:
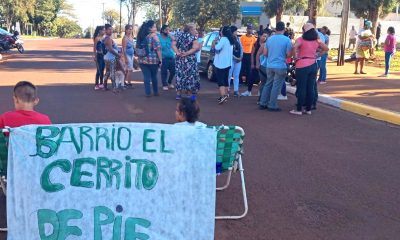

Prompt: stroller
[{"left": 286, "top": 58, "right": 296, "bottom": 86}]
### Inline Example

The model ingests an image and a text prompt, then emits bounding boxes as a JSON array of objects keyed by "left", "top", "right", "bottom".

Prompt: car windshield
[{"left": 0, "top": 28, "right": 11, "bottom": 35}]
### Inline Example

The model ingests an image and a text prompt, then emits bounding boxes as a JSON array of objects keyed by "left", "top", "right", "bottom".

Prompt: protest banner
[{"left": 6, "top": 123, "right": 216, "bottom": 240}]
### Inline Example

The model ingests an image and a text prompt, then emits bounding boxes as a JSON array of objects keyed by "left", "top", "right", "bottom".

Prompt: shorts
[
  {"left": 215, "top": 66, "right": 230, "bottom": 87},
  {"left": 349, "top": 39, "right": 356, "bottom": 44},
  {"left": 125, "top": 54, "right": 134, "bottom": 70}
]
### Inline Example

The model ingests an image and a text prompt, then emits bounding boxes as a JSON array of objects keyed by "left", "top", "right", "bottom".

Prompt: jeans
[
  {"left": 161, "top": 58, "right": 175, "bottom": 86},
  {"left": 258, "top": 66, "right": 267, "bottom": 102},
  {"left": 140, "top": 64, "right": 159, "bottom": 96},
  {"left": 95, "top": 53, "right": 105, "bottom": 85},
  {"left": 317, "top": 54, "right": 327, "bottom": 82},
  {"left": 385, "top": 52, "right": 394, "bottom": 75},
  {"left": 228, "top": 60, "right": 242, "bottom": 92},
  {"left": 281, "top": 82, "right": 286, "bottom": 96},
  {"left": 260, "top": 68, "right": 286, "bottom": 109},
  {"left": 296, "top": 63, "right": 318, "bottom": 111}
]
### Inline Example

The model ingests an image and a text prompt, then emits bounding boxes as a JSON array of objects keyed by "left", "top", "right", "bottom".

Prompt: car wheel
[{"left": 207, "top": 63, "right": 215, "bottom": 81}]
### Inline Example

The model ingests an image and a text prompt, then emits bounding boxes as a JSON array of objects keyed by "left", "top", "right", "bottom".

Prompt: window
[{"left": 205, "top": 33, "right": 218, "bottom": 47}]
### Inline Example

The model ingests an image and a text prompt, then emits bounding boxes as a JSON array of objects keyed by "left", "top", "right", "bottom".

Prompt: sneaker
[
  {"left": 240, "top": 91, "right": 252, "bottom": 97},
  {"left": 277, "top": 95, "right": 288, "bottom": 100},
  {"left": 290, "top": 110, "right": 303, "bottom": 115},
  {"left": 233, "top": 91, "right": 239, "bottom": 97},
  {"left": 98, "top": 84, "right": 105, "bottom": 89},
  {"left": 218, "top": 95, "right": 228, "bottom": 104},
  {"left": 259, "top": 105, "right": 268, "bottom": 110},
  {"left": 94, "top": 85, "right": 100, "bottom": 90},
  {"left": 303, "top": 110, "right": 312, "bottom": 115},
  {"left": 168, "top": 84, "right": 175, "bottom": 89},
  {"left": 379, "top": 74, "right": 388, "bottom": 77},
  {"left": 162, "top": 86, "right": 169, "bottom": 91},
  {"left": 319, "top": 81, "right": 327, "bottom": 84}
]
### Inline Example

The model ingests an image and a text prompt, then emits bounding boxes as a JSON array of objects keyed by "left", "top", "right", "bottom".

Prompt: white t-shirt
[
  {"left": 349, "top": 29, "right": 357, "bottom": 39},
  {"left": 213, "top": 37, "right": 233, "bottom": 69},
  {"left": 174, "top": 121, "right": 207, "bottom": 128}
]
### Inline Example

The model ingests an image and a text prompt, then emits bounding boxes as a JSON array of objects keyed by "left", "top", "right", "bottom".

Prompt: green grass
[{"left": 329, "top": 48, "right": 400, "bottom": 71}]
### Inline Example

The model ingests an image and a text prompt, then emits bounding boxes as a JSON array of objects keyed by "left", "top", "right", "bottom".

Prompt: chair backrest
[
  {"left": 0, "top": 130, "right": 8, "bottom": 176},
  {"left": 213, "top": 126, "right": 245, "bottom": 174}
]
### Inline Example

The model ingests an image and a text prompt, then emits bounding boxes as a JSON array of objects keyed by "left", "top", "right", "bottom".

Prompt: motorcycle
[{"left": 0, "top": 31, "right": 24, "bottom": 54}]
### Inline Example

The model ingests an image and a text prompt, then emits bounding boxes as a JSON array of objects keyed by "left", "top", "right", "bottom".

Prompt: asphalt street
[{"left": 0, "top": 39, "right": 399, "bottom": 240}]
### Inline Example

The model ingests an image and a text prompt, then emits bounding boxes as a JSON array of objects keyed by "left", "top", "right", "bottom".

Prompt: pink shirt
[
  {"left": 295, "top": 38, "right": 319, "bottom": 69},
  {"left": 384, "top": 34, "right": 397, "bottom": 53}
]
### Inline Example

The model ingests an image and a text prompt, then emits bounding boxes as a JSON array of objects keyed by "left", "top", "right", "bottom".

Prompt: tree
[
  {"left": 0, "top": 0, "right": 35, "bottom": 32},
  {"left": 50, "top": 16, "right": 82, "bottom": 38},
  {"left": 144, "top": 4, "right": 160, "bottom": 22},
  {"left": 103, "top": 9, "right": 121, "bottom": 27},
  {"left": 124, "top": 0, "right": 147, "bottom": 25},
  {"left": 148, "top": 0, "right": 173, "bottom": 24},
  {"left": 351, "top": 0, "right": 398, "bottom": 34},
  {"left": 264, "top": 0, "right": 307, "bottom": 22},
  {"left": 32, "top": 0, "right": 57, "bottom": 35},
  {"left": 307, "top": 0, "right": 317, "bottom": 24},
  {"left": 173, "top": 0, "right": 240, "bottom": 31}
]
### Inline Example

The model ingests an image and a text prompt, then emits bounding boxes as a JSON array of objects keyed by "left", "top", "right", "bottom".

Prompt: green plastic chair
[
  {"left": 213, "top": 125, "right": 248, "bottom": 220},
  {"left": 0, "top": 129, "right": 8, "bottom": 232},
  {"left": 0, "top": 129, "right": 8, "bottom": 197}
]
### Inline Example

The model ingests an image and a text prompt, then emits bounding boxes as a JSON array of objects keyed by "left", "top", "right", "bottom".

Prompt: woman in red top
[
  {"left": 381, "top": 27, "right": 397, "bottom": 77},
  {"left": 291, "top": 23, "right": 329, "bottom": 115}
]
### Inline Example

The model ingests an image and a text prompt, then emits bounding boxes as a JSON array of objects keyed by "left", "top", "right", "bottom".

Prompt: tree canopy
[
  {"left": 351, "top": 0, "right": 399, "bottom": 33},
  {"left": 264, "top": 0, "right": 307, "bottom": 22},
  {"left": 173, "top": 0, "right": 240, "bottom": 30}
]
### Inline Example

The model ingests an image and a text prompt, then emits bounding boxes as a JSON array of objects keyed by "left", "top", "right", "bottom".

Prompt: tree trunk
[
  {"left": 308, "top": 0, "right": 317, "bottom": 25},
  {"left": 133, "top": 3, "right": 136, "bottom": 25},
  {"left": 368, "top": 6, "right": 381, "bottom": 35},
  {"left": 276, "top": 3, "right": 283, "bottom": 22}
]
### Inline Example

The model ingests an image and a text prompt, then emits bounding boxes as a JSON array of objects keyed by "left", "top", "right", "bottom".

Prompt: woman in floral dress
[{"left": 172, "top": 23, "right": 200, "bottom": 100}]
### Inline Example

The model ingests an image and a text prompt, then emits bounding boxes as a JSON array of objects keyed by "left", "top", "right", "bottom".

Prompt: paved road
[{"left": 1, "top": 39, "right": 400, "bottom": 240}]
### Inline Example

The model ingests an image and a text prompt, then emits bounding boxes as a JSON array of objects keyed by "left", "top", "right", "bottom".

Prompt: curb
[{"left": 286, "top": 85, "right": 400, "bottom": 126}]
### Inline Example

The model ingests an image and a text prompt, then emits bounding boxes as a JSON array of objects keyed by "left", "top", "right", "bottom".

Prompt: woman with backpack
[
  {"left": 228, "top": 26, "right": 243, "bottom": 97},
  {"left": 92, "top": 26, "right": 106, "bottom": 90},
  {"left": 136, "top": 20, "right": 162, "bottom": 97},
  {"left": 211, "top": 26, "right": 234, "bottom": 104}
]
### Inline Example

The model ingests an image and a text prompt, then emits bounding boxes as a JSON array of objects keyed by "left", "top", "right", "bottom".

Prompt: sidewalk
[{"left": 298, "top": 61, "right": 400, "bottom": 125}]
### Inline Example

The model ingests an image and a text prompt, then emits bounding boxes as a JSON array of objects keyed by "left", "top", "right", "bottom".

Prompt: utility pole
[
  {"left": 120, "top": 0, "right": 123, "bottom": 35},
  {"left": 102, "top": 3, "right": 105, "bottom": 24},
  {"left": 337, "top": 0, "right": 350, "bottom": 66},
  {"left": 159, "top": 0, "right": 162, "bottom": 27}
]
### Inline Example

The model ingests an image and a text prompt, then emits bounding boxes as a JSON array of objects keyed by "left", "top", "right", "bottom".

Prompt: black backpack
[{"left": 232, "top": 38, "right": 241, "bottom": 58}]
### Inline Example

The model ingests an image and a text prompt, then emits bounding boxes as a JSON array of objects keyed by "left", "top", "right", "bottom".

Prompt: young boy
[{"left": 0, "top": 81, "right": 52, "bottom": 129}]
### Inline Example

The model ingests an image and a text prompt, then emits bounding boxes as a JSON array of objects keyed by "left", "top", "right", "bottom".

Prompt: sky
[{"left": 67, "top": 0, "right": 146, "bottom": 29}]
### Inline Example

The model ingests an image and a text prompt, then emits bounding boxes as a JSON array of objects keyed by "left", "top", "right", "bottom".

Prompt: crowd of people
[{"left": 88, "top": 19, "right": 396, "bottom": 115}]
